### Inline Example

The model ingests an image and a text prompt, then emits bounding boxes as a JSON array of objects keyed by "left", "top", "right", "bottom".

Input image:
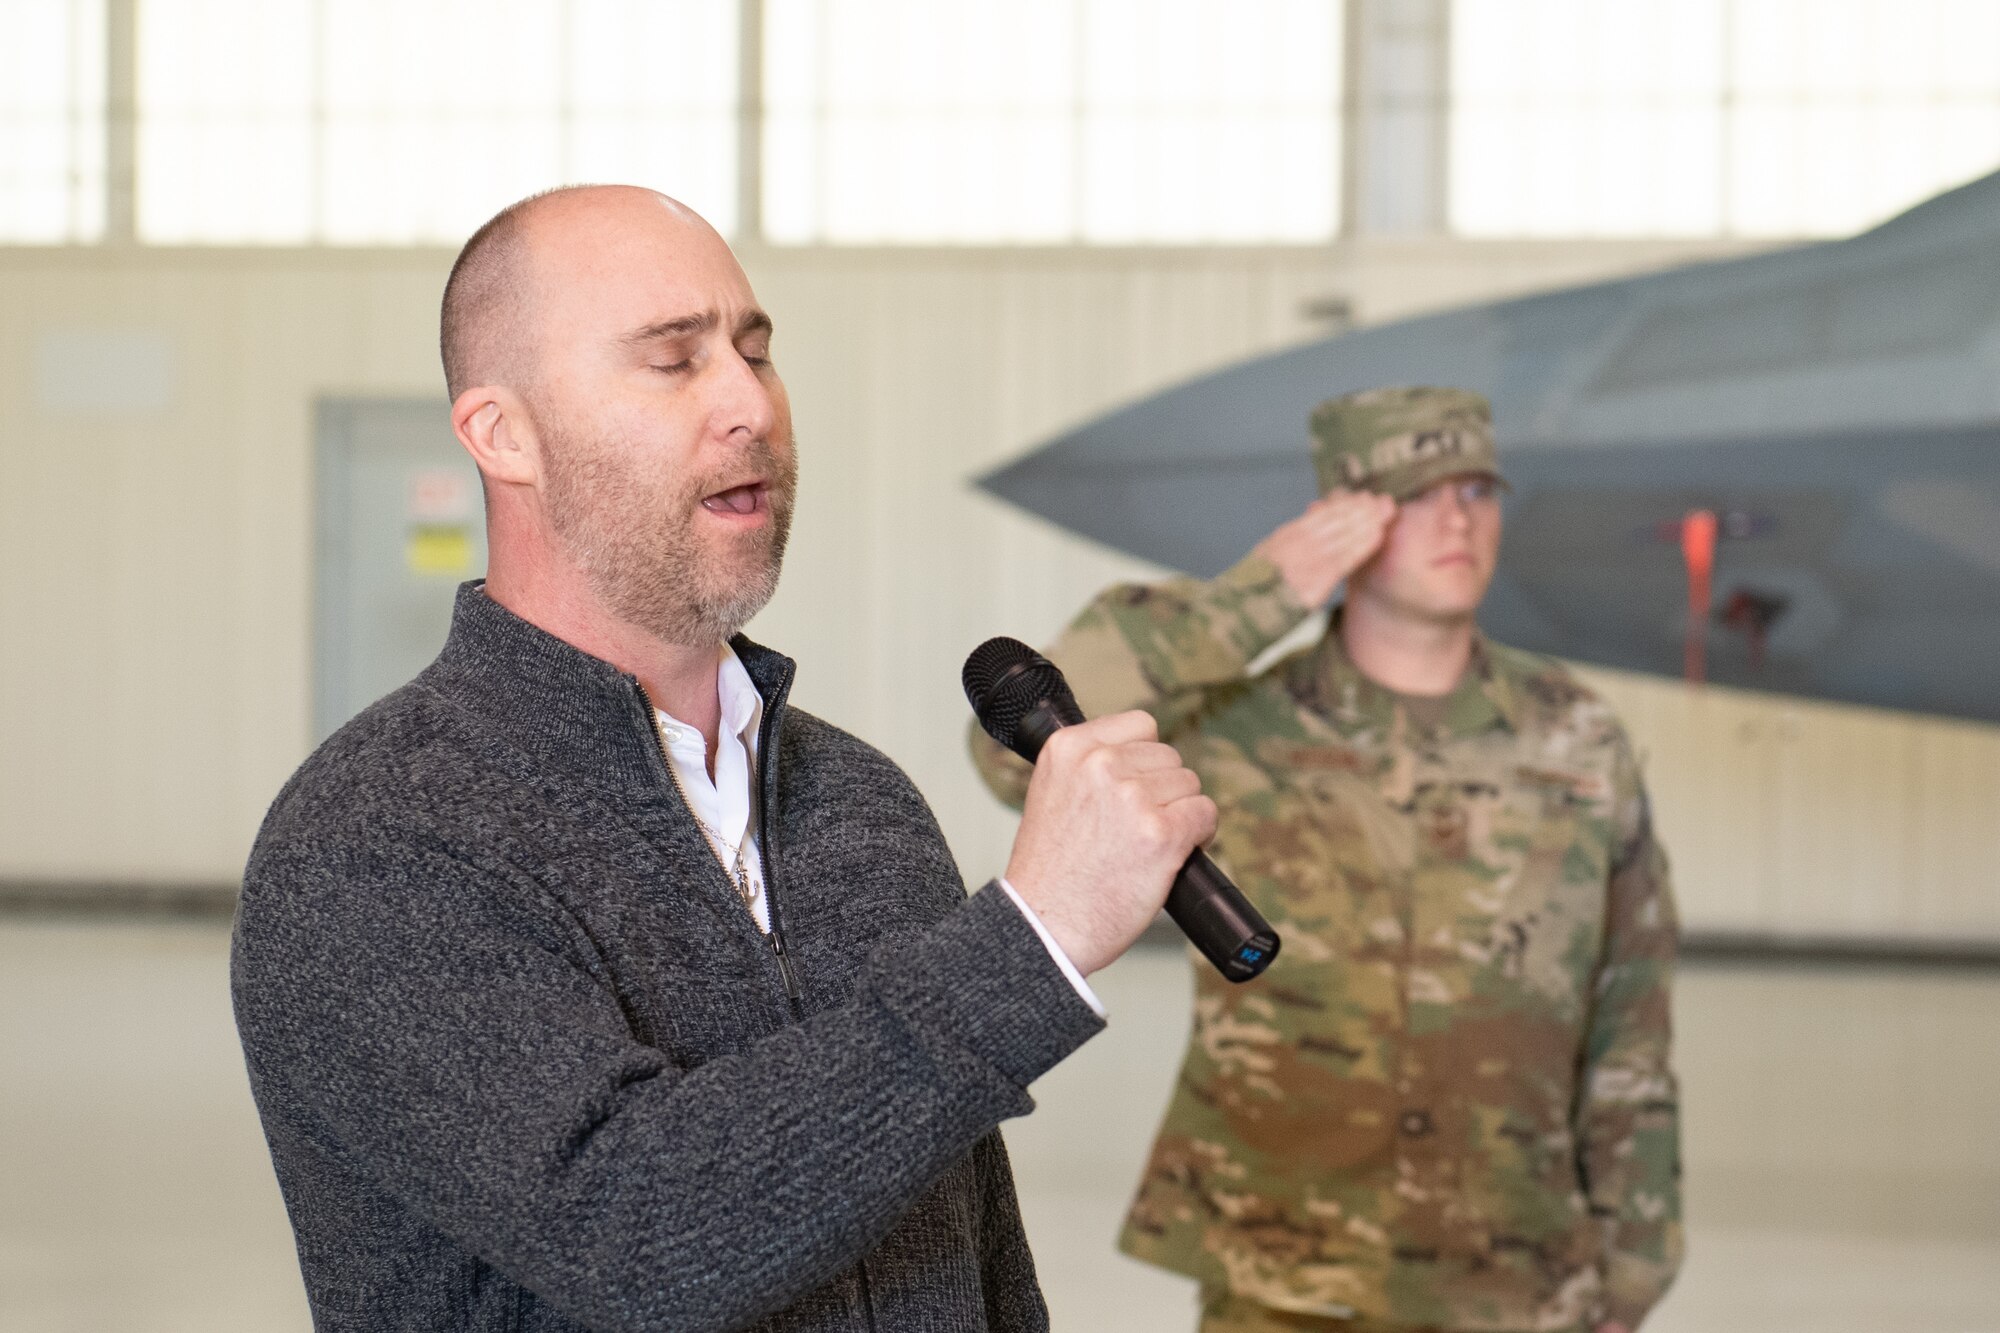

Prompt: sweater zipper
[
  {"left": 856, "top": 1253, "right": 880, "bottom": 1331},
  {"left": 748, "top": 657, "right": 805, "bottom": 1014},
  {"left": 635, "top": 677, "right": 803, "bottom": 1015},
  {"left": 640, "top": 666, "right": 866, "bottom": 1329},
  {"left": 735, "top": 663, "right": 871, "bottom": 1333}
]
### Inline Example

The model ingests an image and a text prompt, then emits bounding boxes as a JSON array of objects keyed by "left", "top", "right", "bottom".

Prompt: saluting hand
[{"left": 1253, "top": 489, "right": 1398, "bottom": 607}]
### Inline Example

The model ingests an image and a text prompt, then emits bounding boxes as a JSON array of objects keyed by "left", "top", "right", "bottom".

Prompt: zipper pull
[{"left": 770, "top": 927, "right": 804, "bottom": 1006}]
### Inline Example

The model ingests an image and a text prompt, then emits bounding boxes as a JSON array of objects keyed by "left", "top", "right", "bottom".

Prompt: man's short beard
[{"left": 541, "top": 423, "right": 797, "bottom": 648}]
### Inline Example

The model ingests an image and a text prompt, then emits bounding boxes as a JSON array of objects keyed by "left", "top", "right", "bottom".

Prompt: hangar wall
[{"left": 3, "top": 235, "right": 1994, "bottom": 941}]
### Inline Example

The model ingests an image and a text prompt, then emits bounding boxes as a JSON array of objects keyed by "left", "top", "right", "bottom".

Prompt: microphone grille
[{"left": 962, "top": 636, "right": 1073, "bottom": 754}]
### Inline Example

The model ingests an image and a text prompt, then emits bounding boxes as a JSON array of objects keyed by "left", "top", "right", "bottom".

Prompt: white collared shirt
[
  {"left": 654, "top": 645, "right": 770, "bottom": 931},
  {"left": 655, "top": 645, "right": 1103, "bottom": 1016}
]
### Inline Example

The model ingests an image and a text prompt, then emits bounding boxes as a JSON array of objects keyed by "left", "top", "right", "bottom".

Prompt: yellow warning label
[{"left": 405, "top": 524, "right": 475, "bottom": 577}]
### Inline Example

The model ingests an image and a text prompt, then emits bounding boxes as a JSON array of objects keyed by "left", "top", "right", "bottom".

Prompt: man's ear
[{"left": 452, "top": 385, "right": 541, "bottom": 489}]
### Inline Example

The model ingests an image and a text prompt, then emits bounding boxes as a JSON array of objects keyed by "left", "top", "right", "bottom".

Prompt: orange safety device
[{"left": 1680, "top": 509, "right": 1718, "bottom": 683}]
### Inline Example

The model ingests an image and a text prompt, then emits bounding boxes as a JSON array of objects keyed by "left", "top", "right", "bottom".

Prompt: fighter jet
[{"left": 978, "top": 169, "right": 2000, "bottom": 724}]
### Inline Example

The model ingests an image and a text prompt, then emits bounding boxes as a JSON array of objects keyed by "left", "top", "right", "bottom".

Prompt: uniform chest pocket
[
  {"left": 1472, "top": 765, "right": 1616, "bottom": 956},
  {"left": 1221, "top": 743, "right": 1408, "bottom": 955},
  {"left": 1277, "top": 746, "right": 1412, "bottom": 869}
]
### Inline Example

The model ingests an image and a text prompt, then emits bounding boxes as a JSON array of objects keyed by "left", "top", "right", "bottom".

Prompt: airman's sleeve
[
  {"left": 966, "top": 553, "right": 1311, "bottom": 809},
  {"left": 1579, "top": 731, "right": 1684, "bottom": 1328}
]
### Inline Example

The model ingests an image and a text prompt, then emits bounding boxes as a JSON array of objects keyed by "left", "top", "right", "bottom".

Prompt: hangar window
[
  {"left": 1725, "top": 0, "right": 2000, "bottom": 236},
  {"left": 1450, "top": 0, "right": 2000, "bottom": 238},
  {"left": 0, "top": 0, "right": 105, "bottom": 242},
  {"left": 11, "top": 0, "right": 1995, "bottom": 248},
  {"left": 761, "top": 0, "right": 1343, "bottom": 244},
  {"left": 135, "top": 0, "right": 740, "bottom": 244}
]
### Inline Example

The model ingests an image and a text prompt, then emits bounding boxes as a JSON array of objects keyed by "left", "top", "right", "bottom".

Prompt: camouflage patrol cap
[{"left": 1309, "top": 386, "right": 1508, "bottom": 500}]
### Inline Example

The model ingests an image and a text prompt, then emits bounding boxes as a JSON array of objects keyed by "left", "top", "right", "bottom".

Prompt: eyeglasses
[{"left": 1405, "top": 475, "right": 1502, "bottom": 510}]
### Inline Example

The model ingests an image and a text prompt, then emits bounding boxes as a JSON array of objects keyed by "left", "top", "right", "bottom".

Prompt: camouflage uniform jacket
[{"left": 969, "top": 555, "right": 1682, "bottom": 1331}]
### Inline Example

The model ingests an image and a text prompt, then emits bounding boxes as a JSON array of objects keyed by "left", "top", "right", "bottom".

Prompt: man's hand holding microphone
[
  {"left": 964, "top": 637, "right": 1279, "bottom": 982},
  {"left": 1001, "top": 711, "right": 1217, "bottom": 976}
]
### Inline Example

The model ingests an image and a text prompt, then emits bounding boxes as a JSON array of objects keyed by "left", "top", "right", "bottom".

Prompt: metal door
[{"left": 314, "top": 398, "right": 488, "bottom": 740}]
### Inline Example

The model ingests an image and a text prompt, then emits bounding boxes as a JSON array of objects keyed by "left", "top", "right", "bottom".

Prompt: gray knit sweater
[{"left": 232, "top": 584, "right": 1104, "bottom": 1332}]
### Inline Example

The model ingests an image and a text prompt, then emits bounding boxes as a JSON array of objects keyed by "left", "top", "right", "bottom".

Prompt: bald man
[{"left": 231, "top": 187, "right": 1215, "bottom": 1333}]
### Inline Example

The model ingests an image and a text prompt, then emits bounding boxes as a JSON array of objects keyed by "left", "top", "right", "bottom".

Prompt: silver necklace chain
[{"left": 655, "top": 717, "right": 760, "bottom": 917}]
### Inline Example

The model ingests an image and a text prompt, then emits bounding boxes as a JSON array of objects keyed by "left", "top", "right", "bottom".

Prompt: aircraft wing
[{"left": 978, "top": 170, "right": 2000, "bottom": 722}]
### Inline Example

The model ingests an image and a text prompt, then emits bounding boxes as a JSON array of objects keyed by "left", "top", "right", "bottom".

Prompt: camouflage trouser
[
  {"left": 1195, "top": 1288, "right": 1585, "bottom": 1333},
  {"left": 1196, "top": 1289, "right": 1440, "bottom": 1333}
]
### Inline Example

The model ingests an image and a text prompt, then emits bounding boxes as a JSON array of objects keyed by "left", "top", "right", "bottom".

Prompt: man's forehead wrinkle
[
  {"left": 611, "top": 309, "right": 775, "bottom": 361},
  {"left": 621, "top": 310, "right": 720, "bottom": 346}
]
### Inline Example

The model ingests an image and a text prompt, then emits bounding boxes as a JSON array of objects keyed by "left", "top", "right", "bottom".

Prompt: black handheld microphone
[{"left": 963, "top": 636, "right": 1279, "bottom": 983}]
